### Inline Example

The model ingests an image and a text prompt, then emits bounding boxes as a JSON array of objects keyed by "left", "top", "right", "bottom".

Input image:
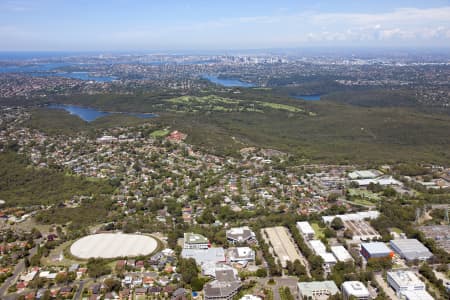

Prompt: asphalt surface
[
  {"left": 374, "top": 273, "right": 397, "bottom": 300},
  {"left": 74, "top": 280, "right": 85, "bottom": 300}
]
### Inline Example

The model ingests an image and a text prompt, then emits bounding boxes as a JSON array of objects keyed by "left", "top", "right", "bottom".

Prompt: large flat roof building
[
  {"left": 389, "top": 239, "right": 433, "bottom": 261},
  {"left": 387, "top": 270, "right": 429, "bottom": 298},
  {"left": 181, "top": 247, "right": 225, "bottom": 266},
  {"left": 360, "top": 242, "right": 393, "bottom": 260},
  {"left": 341, "top": 281, "right": 370, "bottom": 300},
  {"left": 297, "top": 281, "right": 339, "bottom": 299},
  {"left": 348, "top": 170, "right": 381, "bottom": 180}
]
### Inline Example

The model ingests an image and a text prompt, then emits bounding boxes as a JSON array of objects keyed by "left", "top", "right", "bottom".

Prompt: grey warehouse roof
[{"left": 390, "top": 239, "right": 433, "bottom": 261}]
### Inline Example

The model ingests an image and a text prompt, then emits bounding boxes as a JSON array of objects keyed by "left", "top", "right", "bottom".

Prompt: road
[
  {"left": 252, "top": 276, "right": 299, "bottom": 300},
  {"left": 74, "top": 280, "right": 85, "bottom": 300},
  {"left": 434, "top": 270, "right": 449, "bottom": 284},
  {"left": 374, "top": 273, "right": 397, "bottom": 300},
  {"left": 0, "top": 244, "right": 39, "bottom": 298}
]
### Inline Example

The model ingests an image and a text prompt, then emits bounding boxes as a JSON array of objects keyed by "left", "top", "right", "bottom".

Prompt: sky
[{"left": 1, "top": 0, "right": 450, "bottom": 51}]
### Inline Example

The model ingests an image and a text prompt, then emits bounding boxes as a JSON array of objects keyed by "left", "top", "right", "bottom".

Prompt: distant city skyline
[{"left": 1, "top": 0, "right": 450, "bottom": 51}]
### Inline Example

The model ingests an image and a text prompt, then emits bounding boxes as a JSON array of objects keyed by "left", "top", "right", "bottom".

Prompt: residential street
[{"left": 0, "top": 244, "right": 39, "bottom": 298}]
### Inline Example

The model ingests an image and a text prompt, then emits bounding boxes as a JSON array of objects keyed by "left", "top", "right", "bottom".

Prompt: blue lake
[
  {"left": 203, "top": 75, "right": 255, "bottom": 87},
  {"left": 48, "top": 104, "right": 157, "bottom": 122},
  {"left": 292, "top": 94, "right": 322, "bottom": 101}
]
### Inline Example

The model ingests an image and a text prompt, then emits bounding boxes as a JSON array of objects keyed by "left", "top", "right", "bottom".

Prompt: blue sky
[{"left": 1, "top": 0, "right": 450, "bottom": 51}]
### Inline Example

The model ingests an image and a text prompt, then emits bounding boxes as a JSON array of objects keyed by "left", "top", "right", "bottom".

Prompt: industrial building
[
  {"left": 331, "top": 246, "right": 354, "bottom": 263},
  {"left": 341, "top": 281, "right": 370, "bottom": 300},
  {"left": 360, "top": 242, "right": 393, "bottom": 260},
  {"left": 348, "top": 170, "right": 382, "bottom": 180},
  {"left": 353, "top": 175, "right": 402, "bottom": 187},
  {"left": 387, "top": 270, "right": 433, "bottom": 300},
  {"left": 297, "top": 281, "right": 339, "bottom": 299},
  {"left": 322, "top": 211, "right": 380, "bottom": 224},
  {"left": 389, "top": 239, "right": 433, "bottom": 261},
  {"left": 296, "top": 221, "right": 315, "bottom": 240},
  {"left": 183, "top": 232, "right": 210, "bottom": 249}
]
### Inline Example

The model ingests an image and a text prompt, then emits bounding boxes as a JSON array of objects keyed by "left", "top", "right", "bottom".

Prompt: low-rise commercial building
[
  {"left": 227, "top": 247, "right": 255, "bottom": 263},
  {"left": 387, "top": 270, "right": 432, "bottom": 299},
  {"left": 183, "top": 233, "right": 210, "bottom": 249},
  {"left": 297, "top": 281, "right": 339, "bottom": 299},
  {"left": 341, "top": 281, "right": 370, "bottom": 300},
  {"left": 309, "top": 240, "right": 337, "bottom": 272},
  {"left": 296, "top": 221, "right": 315, "bottom": 240},
  {"left": 331, "top": 246, "right": 354, "bottom": 263}
]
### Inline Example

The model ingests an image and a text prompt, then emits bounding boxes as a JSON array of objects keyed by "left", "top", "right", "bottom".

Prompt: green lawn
[
  {"left": 348, "top": 189, "right": 380, "bottom": 201},
  {"left": 311, "top": 222, "right": 325, "bottom": 239},
  {"left": 351, "top": 198, "right": 377, "bottom": 207},
  {"left": 150, "top": 129, "right": 170, "bottom": 138}
]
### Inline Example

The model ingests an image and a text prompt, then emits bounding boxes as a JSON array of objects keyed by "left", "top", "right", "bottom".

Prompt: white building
[
  {"left": 400, "top": 290, "right": 434, "bottom": 300},
  {"left": 348, "top": 170, "right": 381, "bottom": 180},
  {"left": 387, "top": 270, "right": 433, "bottom": 299},
  {"left": 296, "top": 221, "right": 315, "bottom": 240},
  {"left": 240, "top": 295, "right": 261, "bottom": 300},
  {"left": 227, "top": 247, "right": 255, "bottom": 263},
  {"left": 183, "top": 232, "right": 210, "bottom": 249},
  {"left": 331, "top": 246, "right": 354, "bottom": 263},
  {"left": 297, "top": 281, "right": 339, "bottom": 299},
  {"left": 342, "top": 281, "right": 370, "bottom": 300},
  {"left": 226, "top": 227, "right": 256, "bottom": 244},
  {"left": 353, "top": 175, "right": 402, "bottom": 187},
  {"left": 322, "top": 211, "right": 380, "bottom": 224},
  {"left": 309, "top": 240, "right": 337, "bottom": 272}
]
